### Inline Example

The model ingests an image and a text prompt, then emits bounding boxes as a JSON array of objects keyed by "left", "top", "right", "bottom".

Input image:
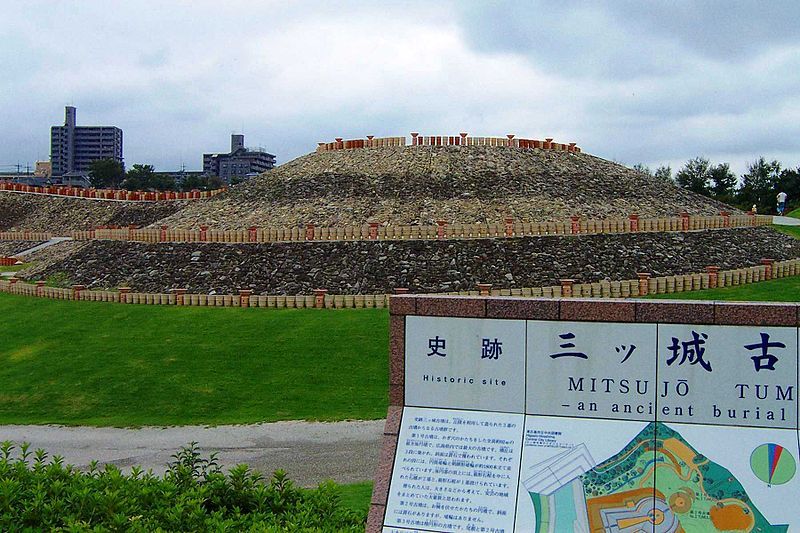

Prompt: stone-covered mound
[
  {"left": 0, "top": 241, "right": 44, "bottom": 256},
  {"left": 20, "top": 227, "right": 797, "bottom": 294},
  {"left": 158, "top": 145, "right": 735, "bottom": 229},
  {"left": 0, "top": 193, "right": 188, "bottom": 232}
]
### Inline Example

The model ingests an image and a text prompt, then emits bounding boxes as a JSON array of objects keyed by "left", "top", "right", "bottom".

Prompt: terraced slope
[
  {"left": 158, "top": 145, "right": 735, "bottom": 229},
  {"left": 0, "top": 193, "right": 187, "bottom": 232},
  {"left": 21, "top": 227, "right": 794, "bottom": 294}
]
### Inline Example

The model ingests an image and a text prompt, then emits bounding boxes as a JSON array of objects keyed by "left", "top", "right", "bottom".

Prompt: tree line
[
  {"left": 635, "top": 157, "right": 800, "bottom": 214},
  {"left": 87, "top": 159, "right": 227, "bottom": 191}
]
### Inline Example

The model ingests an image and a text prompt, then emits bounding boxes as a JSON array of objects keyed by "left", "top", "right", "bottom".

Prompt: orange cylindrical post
[
  {"left": 238, "top": 289, "right": 252, "bottom": 307},
  {"left": 313, "top": 288, "right": 328, "bottom": 308},
  {"left": 560, "top": 279, "right": 575, "bottom": 297},
  {"left": 505, "top": 217, "right": 514, "bottom": 237},
  {"left": 761, "top": 258, "right": 775, "bottom": 280},
  {"left": 706, "top": 266, "right": 720, "bottom": 288},
  {"left": 119, "top": 287, "right": 131, "bottom": 303},
  {"left": 436, "top": 220, "right": 447, "bottom": 239},
  {"left": 637, "top": 273, "right": 651, "bottom": 296},
  {"left": 570, "top": 215, "right": 580, "bottom": 234},
  {"left": 72, "top": 284, "right": 85, "bottom": 300},
  {"left": 171, "top": 288, "right": 188, "bottom": 305}
]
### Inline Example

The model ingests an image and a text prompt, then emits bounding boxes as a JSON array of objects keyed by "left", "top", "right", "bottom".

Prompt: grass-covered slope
[
  {"left": 651, "top": 274, "right": 800, "bottom": 301},
  {"left": 0, "top": 294, "right": 388, "bottom": 426}
]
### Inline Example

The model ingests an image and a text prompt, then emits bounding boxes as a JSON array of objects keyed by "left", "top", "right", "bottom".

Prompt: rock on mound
[
  {"left": 20, "top": 227, "right": 799, "bottom": 294},
  {"left": 0, "top": 193, "right": 188, "bottom": 232},
  {"left": 159, "top": 145, "right": 735, "bottom": 229}
]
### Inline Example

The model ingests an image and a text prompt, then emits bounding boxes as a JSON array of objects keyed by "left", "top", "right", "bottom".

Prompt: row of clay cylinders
[{"left": 410, "top": 132, "right": 470, "bottom": 146}]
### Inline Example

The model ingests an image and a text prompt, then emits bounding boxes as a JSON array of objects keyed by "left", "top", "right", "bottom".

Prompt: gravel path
[{"left": 0, "top": 420, "right": 384, "bottom": 487}]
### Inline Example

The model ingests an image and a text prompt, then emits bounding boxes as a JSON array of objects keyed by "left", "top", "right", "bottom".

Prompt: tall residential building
[
  {"left": 203, "top": 134, "right": 275, "bottom": 183},
  {"left": 50, "top": 106, "right": 123, "bottom": 177}
]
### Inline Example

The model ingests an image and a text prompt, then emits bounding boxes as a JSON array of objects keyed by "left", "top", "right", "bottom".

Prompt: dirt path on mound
[{"left": 0, "top": 420, "right": 384, "bottom": 487}]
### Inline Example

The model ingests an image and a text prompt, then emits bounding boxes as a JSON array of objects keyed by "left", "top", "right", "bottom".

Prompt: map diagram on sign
[{"left": 522, "top": 422, "right": 789, "bottom": 532}]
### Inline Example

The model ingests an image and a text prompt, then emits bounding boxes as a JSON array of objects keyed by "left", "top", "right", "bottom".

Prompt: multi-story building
[
  {"left": 50, "top": 106, "right": 123, "bottom": 177},
  {"left": 34, "top": 161, "right": 52, "bottom": 178},
  {"left": 203, "top": 134, "right": 275, "bottom": 183}
]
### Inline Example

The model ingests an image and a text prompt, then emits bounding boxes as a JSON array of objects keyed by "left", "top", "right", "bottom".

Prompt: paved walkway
[
  {"left": 13, "top": 236, "right": 73, "bottom": 257},
  {"left": 773, "top": 216, "right": 800, "bottom": 226},
  {"left": 0, "top": 420, "right": 384, "bottom": 487}
]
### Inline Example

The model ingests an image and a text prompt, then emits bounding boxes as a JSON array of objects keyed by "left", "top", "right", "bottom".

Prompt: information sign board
[{"left": 369, "top": 297, "right": 800, "bottom": 532}]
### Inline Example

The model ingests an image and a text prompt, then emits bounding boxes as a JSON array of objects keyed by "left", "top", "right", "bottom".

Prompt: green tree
[
  {"left": 708, "top": 163, "right": 737, "bottom": 203},
  {"left": 87, "top": 159, "right": 125, "bottom": 189},
  {"left": 737, "top": 157, "right": 781, "bottom": 213},
  {"left": 150, "top": 173, "right": 177, "bottom": 191},
  {"left": 675, "top": 157, "right": 711, "bottom": 195},
  {"left": 775, "top": 166, "right": 800, "bottom": 213},
  {"left": 122, "top": 164, "right": 156, "bottom": 191},
  {"left": 632, "top": 163, "right": 652, "bottom": 176},
  {"left": 654, "top": 165, "right": 673, "bottom": 183}
]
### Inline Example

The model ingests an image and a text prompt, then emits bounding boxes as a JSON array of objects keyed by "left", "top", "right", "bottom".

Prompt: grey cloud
[
  {"left": 458, "top": 1, "right": 800, "bottom": 78},
  {"left": 1, "top": 1, "right": 798, "bottom": 179}
]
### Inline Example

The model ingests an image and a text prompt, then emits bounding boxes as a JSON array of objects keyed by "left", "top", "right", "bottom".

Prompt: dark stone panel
[
  {"left": 486, "top": 298, "right": 559, "bottom": 320},
  {"left": 636, "top": 300, "right": 715, "bottom": 324},
  {"left": 714, "top": 302, "right": 797, "bottom": 326},
  {"left": 560, "top": 299, "right": 636, "bottom": 322},
  {"left": 415, "top": 296, "right": 486, "bottom": 318}
]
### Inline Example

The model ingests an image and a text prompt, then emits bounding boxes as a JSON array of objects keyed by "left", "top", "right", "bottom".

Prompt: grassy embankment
[{"left": 0, "top": 292, "right": 388, "bottom": 426}]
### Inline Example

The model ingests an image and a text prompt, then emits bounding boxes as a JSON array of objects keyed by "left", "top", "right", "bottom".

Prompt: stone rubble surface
[
  {"left": 21, "top": 227, "right": 798, "bottom": 295},
  {"left": 159, "top": 145, "right": 736, "bottom": 229},
  {"left": 0, "top": 241, "right": 45, "bottom": 256},
  {"left": 0, "top": 193, "right": 187, "bottom": 232}
]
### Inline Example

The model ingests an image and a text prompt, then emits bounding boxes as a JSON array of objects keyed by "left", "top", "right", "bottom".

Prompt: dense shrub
[{"left": 0, "top": 441, "right": 366, "bottom": 531}]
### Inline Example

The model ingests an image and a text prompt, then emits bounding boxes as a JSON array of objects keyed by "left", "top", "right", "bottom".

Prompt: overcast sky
[{"left": 2, "top": 0, "right": 798, "bottom": 176}]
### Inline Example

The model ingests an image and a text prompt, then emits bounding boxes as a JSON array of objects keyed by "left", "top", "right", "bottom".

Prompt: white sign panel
[
  {"left": 385, "top": 314, "right": 800, "bottom": 531},
  {"left": 657, "top": 324, "right": 798, "bottom": 429},
  {"left": 384, "top": 407, "right": 524, "bottom": 533},
  {"left": 526, "top": 321, "right": 657, "bottom": 422},
  {"left": 405, "top": 317, "right": 526, "bottom": 413}
]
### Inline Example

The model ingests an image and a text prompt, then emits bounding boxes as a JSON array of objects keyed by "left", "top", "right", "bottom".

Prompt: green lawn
[
  {"left": 0, "top": 292, "right": 389, "bottom": 426},
  {"left": 650, "top": 275, "right": 800, "bottom": 302},
  {"left": 336, "top": 481, "right": 373, "bottom": 514},
  {"left": 0, "top": 264, "right": 27, "bottom": 273},
  {"left": 772, "top": 224, "right": 800, "bottom": 240}
]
